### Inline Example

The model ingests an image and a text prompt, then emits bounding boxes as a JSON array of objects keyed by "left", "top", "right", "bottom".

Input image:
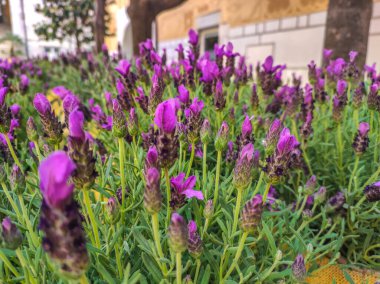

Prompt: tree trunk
[
  {"left": 95, "top": 0, "right": 106, "bottom": 53},
  {"left": 323, "top": 0, "right": 372, "bottom": 68},
  {"left": 127, "top": 0, "right": 186, "bottom": 56}
]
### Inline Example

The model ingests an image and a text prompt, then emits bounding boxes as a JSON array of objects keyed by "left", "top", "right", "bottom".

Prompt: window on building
[{"left": 200, "top": 28, "right": 219, "bottom": 60}]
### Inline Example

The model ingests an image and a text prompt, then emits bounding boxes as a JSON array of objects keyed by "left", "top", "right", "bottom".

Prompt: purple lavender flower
[
  {"left": 184, "top": 97, "right": 204, "bottom": 142},
  {"left": 168, "top": 213, "right": 188, "bottom": 253},
  {"left": 187, "top": 220, "right": 203, "bottom": 258},
  {"left": 233, "top": 143, "right": 255, "bottom": 189},
  {"left": 115, "top": 59, "right": 131, "bottom": 77},
  {"left": 38, "top": 151, "right": 88, "bottom": 278},
  {"left": 19, "top": 74, "right": 29, "bottom": 94},
  {"left": 292, "top": 254, "right": 306, "bottom": 281},
  {"left": 215, "top": 121, "right": 229, "bottom": 151},
  {"left": 33, "top": 93, "right": 51, "bottom": 116},
  {"left": 364, "top": 181, "right": 380, "bottom": 202},
  {"left": 154, "top": 99, "right": 179, "bottom": 134},
  {"left": 188, "top": 29, "right": 199, "bottom": 46},
  {"left": 69, "top": 109, "right": 85, "bottom": 141},
  {"left": 1, "top": 217, "right": 22, "bottom": 250},
  {"left": 39, "top": 151, "right": 76, "bottom": 207},
  {"left": 51, "top": 86, "right": 73, "bottom": 100},
  {"left": 10, "top": 104, "right": 21, "bottom": 117},
  {"left": 353, "top": 122, "right": 370, "bottom": 155},
  {"left": 177, "top": 84, "right": 190, "bottom": 106},
  {"left": 214, "top": 80, "right": 226, "bottom": 111},
  {"left": 305, "top": 175, "right": 317, "bottom": 194},
  {"left": 264, "top": 118, "right": 283, "bottom": 152},
  {"left": 144, "top": 167, "right": 162, "bottom": 214},
  {"left": 240, "top": 194, "right": 263, "bottom": 234},
  {"left": 327, "top": 191, "right": 345, "bottom": 212},
  {"left": 200, "top": 118, "right": 212, "bottom": 144},
  {"left": 170, "top": 173, "right": 203, "bottom": 209},
  {"left": 112, "top": 99, "right": 127, "bottom": 138}
]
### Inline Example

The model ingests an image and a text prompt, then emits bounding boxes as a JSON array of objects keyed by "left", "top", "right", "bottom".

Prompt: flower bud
[
  {"left": 203, "top": 200, "right": 214, "bottom": 219},
  {"left": 10, "top": 165, "right": 25, "bottom": 194},
  {"left": 364, "top": 181, "right": 380, "bottom": 202},
  {"left": 215, "top": 121, "right": 229, "bottom": 151},
  {"left": 128, "top": 108, "right": 139, "bottom": 137},
  {"left": 200, "top": 119, "right": 212, "bottom": 144},
  {"left": 240, "top": 194, "right": 263, "bottom": 234},
  {"left": 168, "top": 213, "right": 188, "bottom": 253},
  {"left": 187, "top": 220, "right": 203, "bottom": 258},
  {"left": 352, "top": 122, "right": 370, "bottom": 155},
  {"left": 112, "top": 99, "right": 127, "bottom": 138},
  {"left": 304, "top": 175, "right": 317, "bottom": 195},
  {"left": 144, "top": 168, "right": 162, "bottom": 214},
  {"left": 1, "top": 217, "right": 23, "bottom": 250},
  {"left": 326, "top": 191, "right": 345, "bottom": 212},
  {"left": 107, "top": 197, "right": 120, "bottom": 223},
  {"left": 26, "top": 117, "right": 38, "bottom": 141},
  {"left": 314, "top": 186, "right": 326, "bottom": 204},
  {"left": 292, "top": 254, "right": 306, "bottom": 281}
]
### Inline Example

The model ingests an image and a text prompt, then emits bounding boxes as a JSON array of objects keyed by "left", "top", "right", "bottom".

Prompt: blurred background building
[{"left": 0, "top": 0, "right": 379, "bottom": 78}]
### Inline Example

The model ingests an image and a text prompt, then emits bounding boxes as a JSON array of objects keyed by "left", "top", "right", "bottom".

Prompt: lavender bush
[{"left": 0, "top": 30, "right": 379, "bottom": 283}]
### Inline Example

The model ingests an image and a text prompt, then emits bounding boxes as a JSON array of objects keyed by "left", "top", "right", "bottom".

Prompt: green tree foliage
[{"left": 34, "top": 0, "right": 95, "bottom": 50}]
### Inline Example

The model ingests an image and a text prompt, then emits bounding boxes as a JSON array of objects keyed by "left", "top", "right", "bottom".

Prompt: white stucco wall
[{"left": 158, "top": 2, "right": 380, "bottom": 80}]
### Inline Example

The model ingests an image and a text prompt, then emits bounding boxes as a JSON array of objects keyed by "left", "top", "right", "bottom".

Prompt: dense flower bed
[{"left": 0, "top": 29, "right": 379, "bottom": 283}]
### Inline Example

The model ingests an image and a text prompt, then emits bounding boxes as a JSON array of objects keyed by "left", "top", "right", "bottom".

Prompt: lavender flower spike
[
  {"left": 353, "top": 122, "right": 370, "bottom": 155},
  {"left": 364, "top": 181, "right": 380, "bottom": 202},
  {"left": 188, "top": 220, "right": 203, "bottom": 258},
  {"left": 38, "top": 151, "right": 88, "bottom": 278},
  {"left": 240, "top": 194, "right": 263, "bottom": 234},
  {"left": 168, "top": 213, "right": 188, "bottom": 253},
  {"left": 1, "top": 217, "right": 23, "bottom": 250},
  {"left": 292, "top": 254, "right": 306, "bottom": 281}
]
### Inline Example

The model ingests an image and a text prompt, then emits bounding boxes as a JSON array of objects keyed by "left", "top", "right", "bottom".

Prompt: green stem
[
  {"left": 355, "top": 195, "right": 367, "bottom": 208},
  {"left": 289, "top": 212, "right": 323, "bottom": 241},
  {"left": 178, "top": 141, "right": 183, "bottom": 173},
  {"left": 165, "top": 168, "right": 171, "bottom": 226},
  {"left": 202, "top": 218, "right": 209, "bottom": 239},
  {"left": 213, "top": 151, "right": 222, "bottom": 208},
  {"left": 54, "top": 143, "right": 59, "bottom": 151},
  {"left": 262, "top": 183, "right": 271, "bottom": 204},
  {"left": 1, "top": 182, "right": 22, "bottom": 221},
  {"left": 222, "top": 232, "right": 248, "bottom": 282},
  {"left": 348, "top": 156, "right": 360, "bottom": 194},
  {"left": 176, "top": 252, "right": 182, "bottom": 284},
  {"left": 32, "top": 140, "right": 42, "bottom": 162},
  {"left": 152, "top": 213, "right": 167, "bottom": 274},
  {"left": 353, "top": 108, "right": 359, "bottom": 131},
  {"left": 293, "top": 195, "right": 308, "bottom": 225},
  {"left": 194, "top": 258, "right": 201, "bottom": 284},
  {"left": 132, "top": 136, "right": 139, "bottom": 170},
  {"left": 114, "top": 242, "right": 123, "bottom": 279},
  {"left": 202, "top": 143, "right": 208, "bottom": 192},
  {"left": 79, "top": 274, "right": 90, "bottom": 284},
  {"left": 186, "top": 143, "right": 195, "bottom": 178},
  {"left": 3, "top": 134, "right": 23, "bottom": 173},
  {"left": 18, "top": 195, "right": 39, "bottom": 248},
  {"left": 231, "top": 188, "right": 243, "bottom": 239},
  {"left": 83, "top": 190, "right": 101, "bottom": 248},
  {"left": 336, "top": 123, "right": 344, "bottom": 179},
  {"left": 252, "top": 171, "right": 264, "bottom": 197},
  {"left": 0, "top": 250, "right": 20, "bottom": 277},
  {"left": 118, "top": 138, "right": 126, "bottom": 221},
  {"left": 291, "top": 119, "right": 300, "bottom": 142},
  {"left": 363, "top": 166, "right": 380, "bottom": 188},
  {"left": 301, "top": 141, "right": 313, "bottom": 175}
]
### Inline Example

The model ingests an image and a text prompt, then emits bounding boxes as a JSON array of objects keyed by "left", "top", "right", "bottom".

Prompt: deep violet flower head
[
  {"left": 276, "top": 128, "right": 300, "bottom": 157},
  {"left": 353, "top": 122, "right": 370, "bottom": 155},
  {"left": 33, "top": 93, "right": 51, "bottom": 115},
  {"left": 145, "top": 145, "right": 159, "bottom": 170},
  {"left": 188, "top": 29, "right": 199, "bottom": 46},
  {"left": 363, "top": 181, "right": 380, "bottom": 202},
  {"left": 326, "top": 191, "right": 345, "bottom": 213},
  {"left": 39, "top": 151, "right": 89, "bottom": 278},
  {"left": 184, "top": 97, "right": 204, "bottom": 142},
  {"left": 234, "top": 143, "right": 255, "bottom": 189},
  {"left": 154, "top": 99, "right": 179, "bottom": 134},
  {"left": 1, "top": 217, "right": 22, "bottom": 250},
  {"left": 187, "top": 220, "right": 203, "bottom": 258},
  {"left": 38, "top": 151, "right": 76, "bottom": 208},
  {"left": 19, "top": 74, "right": 29, "bottom": 94},
  {"left": 242, "top": 115, "right": 253, "bottom": 138},
  {"left": 69, "top": 109, "right": 85, "bottom": 140},
  {"left": 10, "top": 104, "right": 21, "bottom": 117},
  {"left": 115, "top": 59, "right": 131, "bottom": 77},
  {"left": 264, "top": 118, "right": 283, "bottom": 153},
  {"left": 292, "top": 254, "right": 306, "bottom": 281},
  {"left": 240, "top": 194, "right": 263, "bottom": 234},
  {"left": 168, "top": 213, "right": 188, "bottom": 253},
  {"left": 177, "top": 84, "right": 190, "bottom": 105},
  {"left": 170, "top": 173, "right": 203, "bottom": 209},
  {"left": 144, "top": 167, "right": 162, "bottom": 214},
  {"left": 112, "top": 99, "right": 127, "bottom": 138}
]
